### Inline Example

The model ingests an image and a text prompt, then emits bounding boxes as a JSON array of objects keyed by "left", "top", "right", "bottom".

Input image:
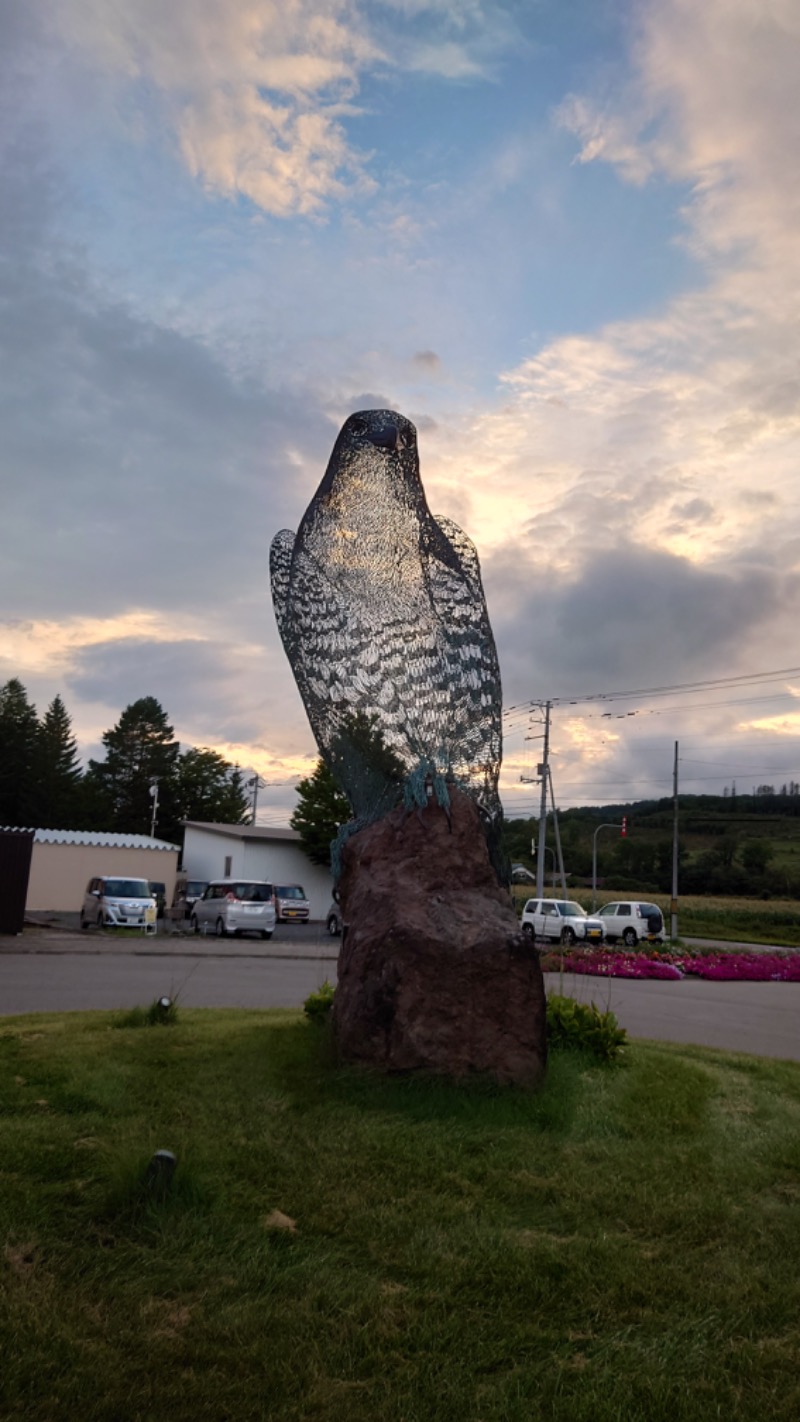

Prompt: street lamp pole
[
  {"left": 671, "top": 741, "right": 679, "bottom": 941},
  {"left": 149, "top": 778, "right": 159, "bottom": 839}
]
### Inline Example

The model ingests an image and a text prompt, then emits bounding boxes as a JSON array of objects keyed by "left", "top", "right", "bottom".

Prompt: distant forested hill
[{"left": 504, "top": 787, "right": 800, "bottom": 897}]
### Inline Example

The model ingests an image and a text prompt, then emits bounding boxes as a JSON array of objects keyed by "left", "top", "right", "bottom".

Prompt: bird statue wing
[
  {"left": 269, "top": 530, "right": 295, "bottom": 642},
  {"left": 428, "top": 515, "right": 502, "bottom": 792}
]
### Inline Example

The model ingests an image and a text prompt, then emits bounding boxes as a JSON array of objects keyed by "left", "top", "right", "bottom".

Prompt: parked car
[
  {"left": 325, "top": 902, "right": 341, "bottom": 937},
  {"left": 274, "top": 884, "right": 310, "bottom": 923},
  {"left": 520, "top": 898, "right": 605, "bottom": 946},
  {"left": 172, "top": 879, "right": 209, "bottom": 920},
  {"left": 597, "top": 901, "right": 664, "bottom": 945},
  {"left": 80, "top": 876, "right": 157, "bottom": 932},
  {"left": 190, "top": 880, "right": 276, "bottom": 939}
]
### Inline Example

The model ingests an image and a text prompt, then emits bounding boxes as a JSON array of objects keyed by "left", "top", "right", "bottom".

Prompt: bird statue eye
[{"left": 350, "top": 416, "right": 368, "bottom": 437}]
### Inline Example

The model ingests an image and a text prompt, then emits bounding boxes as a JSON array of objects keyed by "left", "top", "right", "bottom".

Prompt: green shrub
[
  {"left": 546, "top": 994, "right": 627, "bottom": 1065},
  {"left": 113, "top": 995, "right": 178, "bottom": 1029},
  {"left": 303, "top": 979, "right": 335, "bottom": 1025}
]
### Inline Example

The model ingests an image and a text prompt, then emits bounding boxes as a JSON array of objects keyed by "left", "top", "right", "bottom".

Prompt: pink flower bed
[
  {"left": 681, "top": 953, "right": 800, "bottom": 982},
  {"left": 553, "top": 951, "right": 683, "bottom": 980},
  {"left": 544, "top": 949, "right": 800, "bottom": 982}
]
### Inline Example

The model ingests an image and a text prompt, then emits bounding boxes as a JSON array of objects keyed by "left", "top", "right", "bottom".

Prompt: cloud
[
  {"left": 412, "top": 0, "right": 800, "bottom": 597},
  {"left": 413, "top": 349, "right": 441, "bottom": 371},
  {"left": 51, "top": 0, "right": 381, "bottom": 216},
  {"left": 50, "top": 0, "right": 516, "bottom": 218},
  {"left": 487, "top": 542, "right": 793, "bottom": 702},
  {"left": 556, "top": 0, "right": 800, "bottom": 263}
]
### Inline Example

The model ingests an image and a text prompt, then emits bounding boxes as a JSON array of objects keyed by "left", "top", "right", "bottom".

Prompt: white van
[
  {"left": 191, "top": 880, "right": 276, "bottom": 939},
  {"left": 80, "top": 876, "right": 157, "bottom": 932}
]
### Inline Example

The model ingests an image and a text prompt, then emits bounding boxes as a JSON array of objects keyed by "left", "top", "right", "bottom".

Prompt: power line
[{"left": 502, "top": 664, "right": 800, "bottom": 719}]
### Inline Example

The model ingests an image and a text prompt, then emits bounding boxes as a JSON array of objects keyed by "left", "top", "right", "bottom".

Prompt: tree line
[
  {"left": 504, "top": 791, "right": 800, "bottom": 899},
  {"left": 0, "top": 679, "right": 251, "bottom": 845}
]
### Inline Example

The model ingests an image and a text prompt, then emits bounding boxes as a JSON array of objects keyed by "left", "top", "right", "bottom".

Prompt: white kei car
[
  {"left": 520, "top": 899, "right": 605, "bottom": 947},
  {"left": 80, "top": 876, "right": 157, "bottom": 932},
  {"left": 596, "top": 901, "right": 664, "bottom": 945}
]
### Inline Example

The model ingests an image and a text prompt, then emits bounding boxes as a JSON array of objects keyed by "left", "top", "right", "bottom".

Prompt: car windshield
[
  {"left": 186, "top": 882, "right": 207, "bottom": 896},
  {"left": 231, "top": 883, "right": 273, "bottom": 902},
  {"left": 277, "top": 886, "right": 305, "bottom": 899},
  {"left": 557, "top": 902, "right": 586, "bottom": 917},
  {"left": 104, "top": 880, "right": 151, "bottom": 898}
]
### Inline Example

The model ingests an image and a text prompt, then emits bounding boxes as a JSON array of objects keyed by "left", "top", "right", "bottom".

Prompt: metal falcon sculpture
[{"left": 270, "top": 409, "right": 504, "bottom": 863}]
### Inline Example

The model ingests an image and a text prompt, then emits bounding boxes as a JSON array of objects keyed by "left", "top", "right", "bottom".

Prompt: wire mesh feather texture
[{"left": 270, "top": 409, "right": 506, "bottom": 879}]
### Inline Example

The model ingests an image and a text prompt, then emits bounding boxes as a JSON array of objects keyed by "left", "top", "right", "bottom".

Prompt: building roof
[
  {"left": 1, "top": 827, "right": 180, "bottom": 850},
  {"left": 183, "top": 821, "right": 301, "bottom": 843}
]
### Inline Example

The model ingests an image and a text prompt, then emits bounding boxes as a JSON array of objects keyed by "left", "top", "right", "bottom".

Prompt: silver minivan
[
  {"left": 80, "top": 876, "right": 157, "bottom": 932},
  {"left": 191, "top": 880, "right": 276, "bottom": 939}
]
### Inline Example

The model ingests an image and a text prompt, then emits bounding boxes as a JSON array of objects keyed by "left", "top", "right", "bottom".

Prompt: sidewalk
[{"left": 13, "top": 913, "right": 339, "bottom": 961}]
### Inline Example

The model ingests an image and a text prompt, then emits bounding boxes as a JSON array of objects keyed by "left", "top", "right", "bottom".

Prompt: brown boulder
[{"left": 332, "top": 789, "right": 547, "bottom": 1086}]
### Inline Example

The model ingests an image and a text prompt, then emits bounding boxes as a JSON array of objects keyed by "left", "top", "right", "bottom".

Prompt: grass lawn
[{"left": 3, "top": 1008, "right": 800, "bottom": 1421}]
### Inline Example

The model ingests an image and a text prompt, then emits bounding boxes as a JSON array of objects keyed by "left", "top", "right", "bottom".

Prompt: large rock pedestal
[{"left": 333, "top": 790, "right": 547, "bottom": 1086}]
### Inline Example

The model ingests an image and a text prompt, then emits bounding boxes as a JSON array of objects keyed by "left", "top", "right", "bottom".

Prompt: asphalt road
[
  {"left": 2, "top": 925, "right": 800, "bottom": 1061},
  {"left": 0, "top": 949, "right": 333, "bottom": 1014}
]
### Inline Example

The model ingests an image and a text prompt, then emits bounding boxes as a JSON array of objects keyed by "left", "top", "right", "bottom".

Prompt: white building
[{"left": 182, "top": 822, "right": 333, "bottom": 919}]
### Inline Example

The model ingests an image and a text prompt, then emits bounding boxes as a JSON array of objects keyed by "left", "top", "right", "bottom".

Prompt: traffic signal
[{"left": 621, "top": 816, "right": 627, "bottom": 837}]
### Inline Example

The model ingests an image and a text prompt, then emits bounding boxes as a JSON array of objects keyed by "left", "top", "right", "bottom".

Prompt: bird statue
[{"left": 270, "top": 409, "right": 504, "bottom": 873}]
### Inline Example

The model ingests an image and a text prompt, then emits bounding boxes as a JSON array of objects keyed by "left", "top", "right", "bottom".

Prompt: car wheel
[
  {"left": 97, "top": 912, "right": 105, "bottom": 930},
  {"left": 522, "top": 922, "right": 534, "bottom": 939},
  {"left": 260, "top": 930, "right": 273, "bottom": 941},
  {"left": 623, "top": 927, "right": 638, "bottom": 947},
  {"left": 561, "top": 927, "right": 576, "bottom": 946},
  {"left": 327, "top": 914, "right": 341, "bottom": 937},
  {"left": 80, "top": 914, "right": 87, "bottom": 931},
  {"left": 215, "top": 917, "right": 227, "bottom": 938},
  {"left": 190, "top": 915, "right": 199, "bottom": 935}
]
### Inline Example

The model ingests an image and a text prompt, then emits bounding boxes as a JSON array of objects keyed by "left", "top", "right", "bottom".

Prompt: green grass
[{"left": 3, "top": 1010, "right": 800, "bottom": 1421}]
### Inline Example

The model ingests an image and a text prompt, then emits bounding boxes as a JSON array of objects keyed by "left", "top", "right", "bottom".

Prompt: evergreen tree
[
  {"left": 89, "top": 697, "right": 180, "bottom": 837},
  {"left": 290, "top": 759, "right": 352, "bottom": 866},
  {"left": 29, "top": 694, "right": 83, "bottom": 828},
  {"left": 75, "top": 763, "right": 115, "bottom": 833},
  {"left": 0, "top": 679, "right": 39, "bottom": 825},
  {"left": 176, "top": 748, "right": 251, "bottom": 825}
]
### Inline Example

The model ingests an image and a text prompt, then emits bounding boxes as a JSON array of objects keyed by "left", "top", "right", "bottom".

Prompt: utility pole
[
  {"left": 671, "top": 741, "right": 679, "bottom": 941},
  {"left": 535, "top": 701, "right": 551, "bottom": 898},
  {"left": 548, "top": 765, "right": 568, "bottom": 897},
  {"left": 247, "top": 774, "right": 266, "bottom": 825}
]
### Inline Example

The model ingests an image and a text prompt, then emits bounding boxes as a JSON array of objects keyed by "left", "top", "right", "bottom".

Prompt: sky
[{"left": 2, "top": 0, "right": 800, "bottom": 827}]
